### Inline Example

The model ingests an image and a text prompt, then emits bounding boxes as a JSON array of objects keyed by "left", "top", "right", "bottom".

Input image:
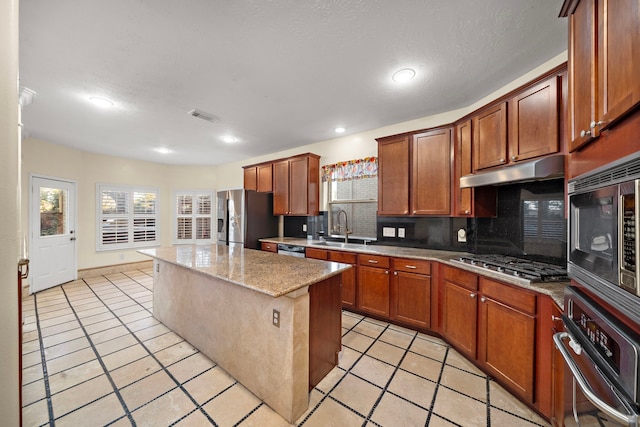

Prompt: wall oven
[{"left": 568, "top": 152, "right": 640, "bottom": 325}]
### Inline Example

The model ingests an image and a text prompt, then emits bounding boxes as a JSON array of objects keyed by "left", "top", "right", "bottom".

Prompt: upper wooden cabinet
[
  {"left": 273, "top": 153, "right": 320, "bottom": 216},
  {"left": 377, "top": 128, "right": 452, "bottom": 216},
  {"left": 562, "top": 0, "right": 640, "bottom": 151},
  {"left": 242, "top": 163, "right": 273, "bottom": 192},
  {"left": 473, "top": 102, "right": 508, "bottom": 171}
]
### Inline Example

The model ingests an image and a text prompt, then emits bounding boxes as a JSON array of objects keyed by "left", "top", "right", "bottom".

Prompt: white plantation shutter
[
  {"left": 97, "top": 185, "right": 159, "bottom": 251},
  {"left": 174, "top": 191, "right": 213, "bottom": 243}
]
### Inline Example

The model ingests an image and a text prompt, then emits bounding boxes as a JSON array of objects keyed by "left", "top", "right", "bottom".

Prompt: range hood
[{"left": 459, "top": 154, "right": 565, "bottom": 188}]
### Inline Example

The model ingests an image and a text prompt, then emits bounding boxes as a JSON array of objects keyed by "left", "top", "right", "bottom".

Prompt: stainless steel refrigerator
[{"left": 217, "top": 189, "right": 279, "bottom": 249}]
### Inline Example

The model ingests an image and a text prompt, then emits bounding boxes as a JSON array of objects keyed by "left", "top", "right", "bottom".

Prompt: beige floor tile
[
  {"left": 370, "top": 392, "right": 429, "bottom": 426},
  {"left": 353, "top": 320, "right": 386, "bottom": 338},
  {"left": 72, "top": 301, "right": 106, "bottom": 314},
  {"left": 94, "top": 333, "right": 138, "bottom": 357},
  {"left": 40, "top": 320, "right": 81, "bottom": 337},
  {"left": 202, "top": 383, "right": 261, "bottom": 426},
  {"left": 101, "top": 344, "right": 148, "bottom": 370},
  {"left": 134, "top": 323, "right": 171, "bottom": 341},
  {"left": 294, "top": 388, "right": 323, "bottom": 424},
  {"left": 22, "top": 379, "right": 46, "bottom": 406},
  {"left": 387, "top": 369, "right": 436, "bottom": 409},
  {"left": 110, "top": 355, "right": 163, "bottom": 389},
  {"left": 144, "top": 331, "right": 184, "bottom": 353},
  {"left": 46, "top": 347, "right": 96, "bottom": 375},
  {"left": 399, "top": 351, "right": 443, "bottom": 382},
  {"left": 490, "top": 381, "right": 550, "bottom": 425},
  {"left": 410, "top": 335, "right": 448, "bottom": 361},
  {"left": 50, "top": 374, "right": 114, "bottom": 418},
  {"left": 342, "top": 330, "right": 375, "bottom": 353},
  {"left": 126, "top": 316, "right": 160, "bottom": 332},
  {"left": 89, "top": 325, "right": 129, "bottom": 344},
  {"left": 378, "top": 328, "right": 414, "bottom": 349},
  {"left": 113, "top": 304, "right": 144, "bottom": 317},
  {"left": 22, "top": 339, "right": 41, "bottom": 354},
  {"left": 154, "top": 341, "right": 198, "bottom": 366},
  {"left": 440, "top": 365, "right": 487, "bottom": 402},
  {"left": 119, "top": 310, "right": 152, "bottom": 324},
  {"left": 329, "top": 373, "right": 382, "bottom": 417},
  {"left": 41, "top": 328, "right": 84, "bottom": 348},
  {"left": 314, "top": 366, "right": 345, "bottom": 394},
  {"left": 445, "top": 349, "right": 485, "bottom": 376},
  {"left": 342, "top": 313, "right": 362, "bottom": 327},
  {"left": 48, "top": 359, "right": 104, "bottom": 394},
  {"left": 84, "top": 318, "right": 122, "bottom": 334},
  {"left": 21, "top": 398, "right": 50, "bottom": 427},
  {"left": 338, "top": 346, "right": 361, "bottom": 370},
  {"left": 38, "top": 307, "right": 73, "bottom": 321},
  {"left": 428, "top": 413, "right": 460, "bottom": 426},
  {"left": 183, "top": 365, "right": 236, "bottom": 405},
  {"left": 22, "top": 350, "right": 43, "bottom": 368},
  {"left": 120, "top": 370, "right": 177, "bottom": 410},
  {"left": 43, "top": 336, "right": 90, "bottom": 360},
  {"left": 490, "top": 406, "right": 551, "bottom": 427},
  {"left": 174, "top": 409, "right": 215, "bottom": 426},
  {"left": 366, "top": 340, "right": 405, "bottom": 366},
  {"left": 241, "top": 404, "right": 293, "bottom": 427},
  {"left": 106, "top": 299, "right": 138, "bottom": 310},
  {"left": 303, "top": 396, "right": 365, "bottom": 427},
  {"left": 350, "top": 354, "right": 395, "bottom": 387},
  {"left": 432, "top": 386, "right": 487, "bottom": 427},
  {"left": 54, "top": 393, "right": 125, "bottom": 427},
  {"left": 79, "top": 311, "right": 115, "bottom": 326},
  {"left": 167, "top": 352, "right": 216, "bottom": 383},
  {"left": 74, "top": 306, "right": 109, "bottom": 320},
  {"left": 131, "top": 387, "right": 197, "bottom": 427},
  {"left": 22, "top": 361, "right": 44, "bottom": 384}
]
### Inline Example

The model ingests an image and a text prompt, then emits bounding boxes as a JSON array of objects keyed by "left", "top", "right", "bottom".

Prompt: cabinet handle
[
  {"left": 470, "top": 293, "right": 476, "bottom": 298},
  {"left": 511, "top": 155, "right": 517, "bottom": 161},
  {"left": 413, "top": 210, "right": 417, "bottom": 214},
  {"left": 464, "top": 210, "right": 470, "bottom": 214},
  {"left": 405, "top": 265, "right": 417, "bottom": 269},
  {"left": 385, "top": 270, "right": 389, "bottom": 275},
  {"left": 552, "top": 315, "right": 562, "bottom": 322},
  {"left": 481, "top": 297, "right": 486, "bottom": 302},
  {"left": 368, "top": 260, "right": 379, "bottom": 264},
  {"left": 580, "top": 129, "right": 592, "bottom": 138},
  {"left": 403, "top": 210, "right": 409, "bottom": 214},
  {"left": 590, "top": 120, "right": 605, "bottom": 129},
  {"left": 499, "top": 158, "right": 505, "bottom": 163},
  {"left": 393, "top": 271, "right": 398, "bottom": 276}
]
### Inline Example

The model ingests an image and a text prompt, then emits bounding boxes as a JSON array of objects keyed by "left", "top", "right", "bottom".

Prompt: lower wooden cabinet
[
  {"left": 329, "top": 250, "right": 357, "bottom": 309},
  {"left": 392, "top": 258, "right": 432, "bottom": 329},
  {"left": 357, "top": 254, "right": 391, "bottom": 317},
  {"left": 261, "top": 242, "right": 278, "bottom": 253},
  {"left": 441, "top": 266, "right": 479, "bottom": 359}
]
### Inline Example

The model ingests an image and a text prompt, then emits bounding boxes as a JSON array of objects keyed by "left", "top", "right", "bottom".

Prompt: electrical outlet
[
  {"left": 457, "top": 228, "right": 467, "bottom": 243},
  {"left": 398, "top": 228, "right": 405, "bottom": 238},
  {"left": 272, "top": 309, "right": 280, "bottom": 327},
  {"left": 382, "top": 227, "right": 396, "bottom": 237},
  {"left": 302, "top": 224, "right": 307, "bottom": 232}
]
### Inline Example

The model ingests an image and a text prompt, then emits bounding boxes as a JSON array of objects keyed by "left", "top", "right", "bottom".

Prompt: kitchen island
[{"left": 138, "top": 244, "right": 350, "bottom": 423}]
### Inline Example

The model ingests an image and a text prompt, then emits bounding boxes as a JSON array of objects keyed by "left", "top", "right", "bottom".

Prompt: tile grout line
[
  {"left": 86, "top": 272, "right": 219, "bottom": 426},
  {"left": 32, "top": 292, "right": 56, "bottom": 426},
  {"left": 59, "top": 284, "right": 136, "bottom": 426},
  {"left": 424, "top": 346, "right": 450, "bottom": 426}
]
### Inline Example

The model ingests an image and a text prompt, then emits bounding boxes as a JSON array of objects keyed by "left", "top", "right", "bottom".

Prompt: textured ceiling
[{"left": 19, "top": 0, "right": 567, "bottom": 165}]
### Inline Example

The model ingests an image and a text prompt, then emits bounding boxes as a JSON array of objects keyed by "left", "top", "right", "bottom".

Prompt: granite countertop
[
  {"left": 260, "top": 237, "right": 567, "bottom": 307},
  {"left": 138, "top": 245, "right": 351, "bottom": 298}
]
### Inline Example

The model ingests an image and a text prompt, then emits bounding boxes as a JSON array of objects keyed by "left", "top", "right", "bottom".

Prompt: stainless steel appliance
[
  {"left": 554, "top": 286, "right": 640, "bottom": 426},
  {"left": 568, "top": 152, "right": 640, "bottom": 325},
  {"left": 277, "top": 243, "right": 305, "bottom": 258},
  {"left": 217, "top": 189, "right": 279, "bottom": 249},
  {"left": 452, "top": 254, "right": 568, "bottom": 283}
]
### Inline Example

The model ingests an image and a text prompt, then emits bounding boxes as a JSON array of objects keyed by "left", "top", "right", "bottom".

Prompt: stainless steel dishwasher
[{"left": 277, "top": 244, "right": 306, "bottom": 258}]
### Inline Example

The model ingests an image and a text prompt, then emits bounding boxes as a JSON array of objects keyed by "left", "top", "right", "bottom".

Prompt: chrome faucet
[{"left": 337, "top": 209, "right": 352, "bottom": 243}]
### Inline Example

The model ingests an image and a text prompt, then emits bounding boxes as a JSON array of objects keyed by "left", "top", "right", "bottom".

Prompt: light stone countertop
[
  {"left": 138, "top": 244, "right": 351, "bottom": 298},
  {"left": 260, "top": 237, "right": 567, "bottom": 307}
]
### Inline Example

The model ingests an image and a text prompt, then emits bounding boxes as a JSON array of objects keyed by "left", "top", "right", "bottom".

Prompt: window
[
  {"left": 97, "top": 184, "right": 159, "bottom": 251},
  {"left": 173, "top": 191, "right": 213, "bottom": 244}
]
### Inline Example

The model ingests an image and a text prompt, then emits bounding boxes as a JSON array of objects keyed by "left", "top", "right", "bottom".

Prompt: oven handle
[{"left": 553, "top": 332, "right": 639, "bottom": 427}]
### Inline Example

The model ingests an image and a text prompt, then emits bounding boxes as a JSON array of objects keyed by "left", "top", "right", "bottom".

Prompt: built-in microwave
[{"left": 568, "top": 152, "right": 640, "bottom": 325}]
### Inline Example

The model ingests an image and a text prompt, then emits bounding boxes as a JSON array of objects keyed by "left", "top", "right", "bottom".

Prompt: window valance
[{"left": 321, "top": 157, "right": 378, "bottom": 182}]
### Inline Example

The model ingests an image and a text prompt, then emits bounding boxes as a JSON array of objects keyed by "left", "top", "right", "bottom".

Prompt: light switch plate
[
  {"left": 457, "top": 228, "right": 467, "bottom": 243},
  {"left": 383, "top": 227, "right": 396, "bottom": 237},
  {"left": 398, "top": 228, "right": 405, "bottom": 238}
]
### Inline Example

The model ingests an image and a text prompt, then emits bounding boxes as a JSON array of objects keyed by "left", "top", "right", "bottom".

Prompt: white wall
[
  {"left": 21, "top": 51, "right": 567, "bottom": 273},
  {"left": 1, "top": 0, "right": 20, "bottom": 424}
]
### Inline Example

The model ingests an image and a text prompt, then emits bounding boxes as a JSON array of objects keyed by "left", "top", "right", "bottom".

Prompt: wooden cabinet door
[
  {"left": 568, "top": 0, "right": 597, "bottom": 151},
  {"left": 288, "top": 156, "right": 309, "bottom": 215},
  {"left": 411, "top": 128, "right": 451, "bottom": 215},
  {"left": 257, "top": 164, "right": 273, "bottom": 192},
  {"left": 478, "top": 296, "right": 535, "bottom": 402},
  {"left": 441, "top": 280, "right": 478, "bottom": 359},
  {"left": 392, "top": 271, "right": 431, "bottom": 329},
  {"left": 305, "top": 247, "right": 328, "bottom": 260},
  {"left": 598, "top": 0, "right": 640, "bottom": 128},
  {"left": 357, "top": 265, "right": 390, "bottom": 317},
  {"left": 329, "top": 250, "right": 357, "bottom": 309},
  {"left": 509, "top": 76, "right": 560, "bottom": 162},
  {"left": 273, "top": 160, "right": 289, "bottom": 215},
  {"left": 244, "top": 167, "right": 257, "bottom": 191},
  {"left": 454, "top": 120, "right": 473, "bottom": 216},
  {"left": 378, "top": 135, "right": 410, "bottom": 215},
  {"left": 473, "top": 102, "right": 508, "bottom": 171}
]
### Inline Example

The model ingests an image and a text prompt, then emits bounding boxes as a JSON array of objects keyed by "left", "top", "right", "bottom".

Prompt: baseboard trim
[{"left": 77, "top": 260, "right": 153, "bottom": 279}]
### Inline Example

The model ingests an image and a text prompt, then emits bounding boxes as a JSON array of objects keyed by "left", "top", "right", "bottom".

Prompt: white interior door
[{"left": 30, "top": 176, "right": 77, "bottom": 292}]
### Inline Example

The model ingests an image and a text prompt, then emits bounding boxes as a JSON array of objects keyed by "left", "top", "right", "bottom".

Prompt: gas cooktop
[{"left": 452, "top": 254, "right": 569, "bottom": 283}]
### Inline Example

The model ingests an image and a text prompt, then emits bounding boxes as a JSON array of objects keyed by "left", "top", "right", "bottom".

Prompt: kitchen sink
[{"left": 313, "top": 241, "right": 370, "bottom": 250}]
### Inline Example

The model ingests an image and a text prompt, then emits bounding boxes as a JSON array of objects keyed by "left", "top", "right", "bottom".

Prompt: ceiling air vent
[{"left": 187, "top": 109, "right": 218, "bottom": 124}]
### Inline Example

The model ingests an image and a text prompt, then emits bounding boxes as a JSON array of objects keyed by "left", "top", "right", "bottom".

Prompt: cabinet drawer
[
  {"left": 393, "top": 258, "right": 431, "bottom": 275},
  {"left": 328, "top": 250, "right": 356, "bottom": 264},
  {"left": 306, "top": 247, "right": 328, "bottom": 260},
  {"left": 261, "top": 242, "right": 278, "bottom": 253},
  {"left": 358, "top": 254, "right": 390, "bottom": 268},
  {"left": 480, "top": 277, "right": 536, "bottom": 315},
  {"left": 443, "top": 265, "right": 478, "bottom": 291}
]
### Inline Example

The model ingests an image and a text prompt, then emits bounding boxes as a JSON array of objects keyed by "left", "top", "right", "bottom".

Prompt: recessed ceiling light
[
  {"left": 221, "top": 135, "right": 238, "bottom": 143},
  {"left": 334, "top": 127, "right": 346, "bottom": 134},
  {"left": 89, "top": 96, "right": 114, "bottom": 108},
  {"left": 155, "top": 147, "right": 171, "bottom": 154},
  {"left": 392, "top": 68, "right": 416, "bottom": 83}
]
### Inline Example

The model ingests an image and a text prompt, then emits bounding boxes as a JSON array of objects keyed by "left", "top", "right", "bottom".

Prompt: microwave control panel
[{"left": 620, "top": 182, "right": 639, "bottom": 295}]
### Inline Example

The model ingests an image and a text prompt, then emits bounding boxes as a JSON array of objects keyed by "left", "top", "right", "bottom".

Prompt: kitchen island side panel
[{"left": 152, "top": 260, "right": 310, "bottom": 423}]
